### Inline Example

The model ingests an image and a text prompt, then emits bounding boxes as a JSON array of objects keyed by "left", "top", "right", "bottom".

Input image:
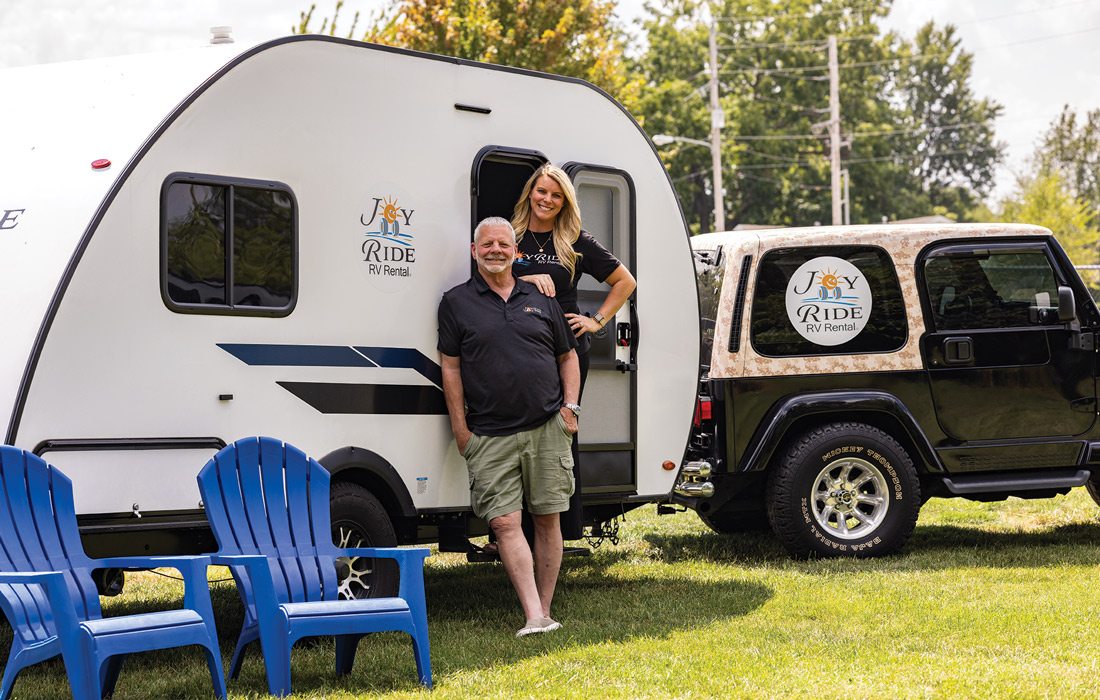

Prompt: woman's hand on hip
[
  {"left": 565, "top": 312, "right": 601, "bottom": 338},
  {"left": 520, "top": 274, "right": 556, "bottom": 297}
]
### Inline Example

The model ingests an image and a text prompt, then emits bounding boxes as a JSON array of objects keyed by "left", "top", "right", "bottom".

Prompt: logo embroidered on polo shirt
[{"left": 523, "top": 305, "right": 543, "bottom": 315}]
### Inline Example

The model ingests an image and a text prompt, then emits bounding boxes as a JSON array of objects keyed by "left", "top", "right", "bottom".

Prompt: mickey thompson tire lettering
[{"left": 766, "top": 422, "right": 920, "bottom": 559}]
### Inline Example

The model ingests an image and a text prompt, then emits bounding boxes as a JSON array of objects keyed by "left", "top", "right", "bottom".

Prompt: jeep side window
[
  {"left": 750, "top": 245, "right": 906, "bottom": 357},
  {"left": 924, "top": 249, "right": 1059, "bottom": 331},
  {"left": 694, "top": 247, "right": 724, "bottom": 361}
]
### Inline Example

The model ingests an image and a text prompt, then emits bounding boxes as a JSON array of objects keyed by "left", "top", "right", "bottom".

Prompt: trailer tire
[
  {"left": 330, "top": 482, "right": 399, "bottom": 599},
  {"left": 766, "top": 422, "right": 920, "bottom": 559}
]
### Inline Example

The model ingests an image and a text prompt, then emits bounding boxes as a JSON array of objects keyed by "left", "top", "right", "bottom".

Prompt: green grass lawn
[{"left": 6, "top": 490, "right": 1100, "bottom": 698}]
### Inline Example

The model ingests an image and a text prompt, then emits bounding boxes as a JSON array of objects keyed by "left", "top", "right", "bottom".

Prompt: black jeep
[{"left": 677, "top": 223, "right": 1100, "bottom": 558}]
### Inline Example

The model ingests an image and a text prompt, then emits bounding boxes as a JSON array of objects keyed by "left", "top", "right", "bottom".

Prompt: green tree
[
  {"left": 296, "top": 1, "right": 635, "bottom": 99},
  {"left": 636, "top": 1, "right": 1004, "bottom": 230},
  {"left": 998, "top": 172, "right": 1099, "bottom": 267},
  {"left": 1034, "top": 106, "right": 1100, "bottom": 225}
]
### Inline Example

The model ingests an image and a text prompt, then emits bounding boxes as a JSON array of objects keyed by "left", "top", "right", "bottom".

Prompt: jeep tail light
[{"left": 693, "top": 397, "right": 713, "bottom": 426}]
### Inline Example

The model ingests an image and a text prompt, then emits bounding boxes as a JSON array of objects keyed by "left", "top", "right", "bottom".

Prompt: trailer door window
[{"left": 163, "top": 175, "right": 296, "bottom": 315}]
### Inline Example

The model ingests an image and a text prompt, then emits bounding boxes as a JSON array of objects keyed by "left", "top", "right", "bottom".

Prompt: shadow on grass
[
  {"left": 644, "top": 520, "right": 1100, "bottom": 573},
  {"left": 0, "top": 559, "right": 771, "bottom": 698}
]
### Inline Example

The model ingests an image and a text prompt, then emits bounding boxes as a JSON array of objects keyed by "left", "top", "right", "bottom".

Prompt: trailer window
[{"left": 162, "top": 175, "right": 296, "bottom": 315}]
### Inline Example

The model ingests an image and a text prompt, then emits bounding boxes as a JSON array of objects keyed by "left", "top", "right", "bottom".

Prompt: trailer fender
[
  {"left": 737, "top": 390, "right": 941, "bottom": 474},
  {"left": 318, "top": 446, "right": 418, "bottom": 540}
]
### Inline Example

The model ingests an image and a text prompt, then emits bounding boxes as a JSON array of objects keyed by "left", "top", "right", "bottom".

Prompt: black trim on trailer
[
  {"left": 455, "top": 103, "right": 491, "bottom": 114},
  {"left": 470, "top": 145, "right": 548, "bottom": 232},
  {"left": 7, "top": 34, "right": 698, "bottom": 453},
  {"left": 318, "top": 446, "right": 418, "bottom": 522},
  {"left": 34, "top": 437, "right": 226, "bottom": 456}
]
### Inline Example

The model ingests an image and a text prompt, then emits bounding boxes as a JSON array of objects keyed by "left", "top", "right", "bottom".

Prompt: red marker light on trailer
[
  {"left": 662, "top": 460, "right": 677, "bottom": 471},
  {"left": 91, "top": 159, "right": 112, "bottom": 170}
]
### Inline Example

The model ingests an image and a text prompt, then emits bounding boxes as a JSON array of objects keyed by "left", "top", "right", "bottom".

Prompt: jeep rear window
[{"left": 750, "top": 246, "right": 906, "bottom": 357}]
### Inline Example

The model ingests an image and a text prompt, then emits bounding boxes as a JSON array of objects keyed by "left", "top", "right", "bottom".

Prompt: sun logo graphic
[
  {"left": 360, "top": 194, "right": 417, "bottom": 278},
  {"left": 362, "top": 195, "right": 414, "bottom": 246},
  {"left": 785, "top": 256, "right": 872, "bottom": 346}
]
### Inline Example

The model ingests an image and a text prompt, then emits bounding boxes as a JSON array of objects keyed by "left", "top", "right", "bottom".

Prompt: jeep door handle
[{"left": 943, "top": 336, "right": 974, "bottom": 366}]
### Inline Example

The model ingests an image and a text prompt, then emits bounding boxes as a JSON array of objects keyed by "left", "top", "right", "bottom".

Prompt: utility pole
[
  {"left": 709, "top": 11, "right": 725, "bottom": 232},
  {"left": 828, "top": 35, "right": 842, "bottom": 225}
]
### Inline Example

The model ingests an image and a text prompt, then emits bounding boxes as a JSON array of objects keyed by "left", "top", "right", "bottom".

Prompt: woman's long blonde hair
[{"left": 511, "top": 164, "right": 583, "bottom": 280}]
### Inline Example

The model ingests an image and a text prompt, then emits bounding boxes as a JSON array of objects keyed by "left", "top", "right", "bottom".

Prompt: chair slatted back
[
  {"left": 0, "top": 447, "right": 101, "bottom": 644},
  {"left": 198, "top": 437, "right": 341, "bottom": 608}
]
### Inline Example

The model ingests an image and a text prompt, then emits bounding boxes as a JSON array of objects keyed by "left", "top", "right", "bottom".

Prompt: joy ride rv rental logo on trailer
[
  {"left": 361, "top": 195, "right": 416, "bottom": 278},
  {"left": 785, "top": 256, "right": 872, "bottom": 346}
]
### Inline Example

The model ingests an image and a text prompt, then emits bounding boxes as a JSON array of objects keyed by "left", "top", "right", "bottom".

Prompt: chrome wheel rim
[
  {"left": 333, "top": 523, "right": 374, "bottom": 599},
  {"left": 811, "top": 456, "right": 889, "bottom": 540}
]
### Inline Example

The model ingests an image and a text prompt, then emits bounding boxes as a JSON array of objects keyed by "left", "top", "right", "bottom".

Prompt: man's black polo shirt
[{"left": 438, "top": 271, "right": 576, "bottom": 436}]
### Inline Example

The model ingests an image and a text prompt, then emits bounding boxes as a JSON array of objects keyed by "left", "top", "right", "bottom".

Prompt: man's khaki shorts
[{"left": 462, "top": 413, "right": 575, "bottom": 522}]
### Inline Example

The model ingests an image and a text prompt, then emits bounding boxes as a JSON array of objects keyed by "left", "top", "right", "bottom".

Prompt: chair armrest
[
  {"left": 0, "top": 571, "right": 82, "bottom": 635},
  {"left": 0, "top": 571, "right": 67, "bottom": 585},
  {"left": 342, "top": 547, "right": 430, "bottom": 602},
  {"left": 341, "top": 547, "right": 430, "bottom": 563},
  {"left": 208, "top": 554, "right": 270, "bottom": 569},
  {"left": 95, "top": 555, "right": 216, "bottom": 615}
]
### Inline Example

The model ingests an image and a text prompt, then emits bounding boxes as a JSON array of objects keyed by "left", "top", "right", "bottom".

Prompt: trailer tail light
[
  {"left": 91, "top": 159, "right": 112, "bottom": 170},
  {"left": 693, "top": 397, "right": 713, "bottom": 426}
]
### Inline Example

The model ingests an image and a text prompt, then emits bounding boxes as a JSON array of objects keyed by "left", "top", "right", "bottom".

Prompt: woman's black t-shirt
[{"left": 513, "top": 230, "right": 621, "bottom": 355}]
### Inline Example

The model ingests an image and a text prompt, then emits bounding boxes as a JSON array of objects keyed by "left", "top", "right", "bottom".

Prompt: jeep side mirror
[{"left": 1058, "top": 285, "right": 1076, "bottom": 322}]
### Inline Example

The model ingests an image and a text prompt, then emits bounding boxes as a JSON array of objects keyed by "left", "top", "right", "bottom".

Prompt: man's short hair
[{"left": 474, "top": 216, "right": 516, "bottom": 243}]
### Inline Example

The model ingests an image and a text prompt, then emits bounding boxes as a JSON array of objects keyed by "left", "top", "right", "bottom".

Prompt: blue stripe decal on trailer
[
  {"left": 217, "top": 343, "right": 442, "bottom": 387},
  {"left": 353, "top": 347, "right": 444, "bottom": 388},
  {"left": 218, "top": 344, "right": 375, "bottom": 367}
]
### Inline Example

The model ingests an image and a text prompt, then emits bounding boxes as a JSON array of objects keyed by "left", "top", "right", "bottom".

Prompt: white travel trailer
[{"left": 1, "top": 35, "right": 699, "bottom": 593}]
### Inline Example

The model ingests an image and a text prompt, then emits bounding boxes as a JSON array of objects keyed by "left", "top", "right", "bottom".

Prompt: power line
[
  {"left": 719, "top": 120, "right": 989, "bottom": 142},
  {"left": 718, "top": 25, "right": 1100, "bottom": 76},
  {"left": 715, "top": 2, "right": 883, "bottom": 24}
]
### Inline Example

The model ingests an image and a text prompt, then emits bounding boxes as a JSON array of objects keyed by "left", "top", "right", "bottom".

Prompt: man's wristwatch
[
  {"left": 593, "top": 312, "right": 606, "bottom": 328},
  {"left": 563, "top": 402, "right": 581, "bottom": 417}
]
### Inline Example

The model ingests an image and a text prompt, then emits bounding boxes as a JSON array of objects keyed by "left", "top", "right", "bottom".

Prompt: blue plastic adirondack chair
[
  {"left": 196, "top": 437, "right": 431, "bottom": 696},
  {"left": 0, "top": 446, "right": 227, "bottom": 700}
]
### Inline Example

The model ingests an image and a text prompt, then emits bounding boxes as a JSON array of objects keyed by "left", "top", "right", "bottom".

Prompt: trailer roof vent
[{"left": 210, "top": 26, "right": 234, "bottom": 45}]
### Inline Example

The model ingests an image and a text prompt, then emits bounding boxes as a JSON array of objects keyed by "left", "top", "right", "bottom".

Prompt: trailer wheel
[
  {"left": 330, "top": 482, "right": 399, "bottom": 599},
  {"left": 766, "top": 422, "right": 920, "bottom": 558}
]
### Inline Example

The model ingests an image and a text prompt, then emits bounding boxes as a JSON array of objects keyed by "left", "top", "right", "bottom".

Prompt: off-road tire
[
  {"left": 330, "top": 482, "right": 399, "bottom": 598},
  {"left": 766, "top": 422, "right": 920, "bottom": 558},
  {"left": 1086, "top": 476, "right": 1100, "bottom": 508}
]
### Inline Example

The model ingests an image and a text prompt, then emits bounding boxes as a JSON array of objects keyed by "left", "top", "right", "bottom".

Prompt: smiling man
[{"left": 438, "top": 216, "right": 580, "bottom": 637}]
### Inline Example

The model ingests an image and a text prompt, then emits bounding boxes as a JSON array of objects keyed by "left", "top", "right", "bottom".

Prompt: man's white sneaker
[{"left": 516, "top": 617, "right": 563, "bottom": 637}]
